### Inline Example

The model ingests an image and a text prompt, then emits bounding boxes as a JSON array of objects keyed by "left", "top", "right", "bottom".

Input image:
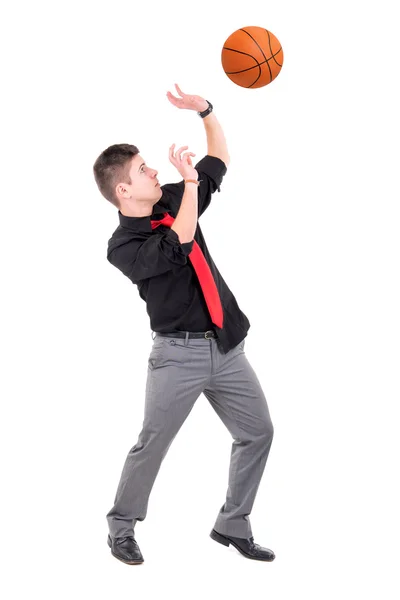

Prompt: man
[{"left": 93, "top": 84, "right": 275, "bottom": 565}]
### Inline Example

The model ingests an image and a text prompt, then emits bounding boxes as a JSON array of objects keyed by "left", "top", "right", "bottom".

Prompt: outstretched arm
[
  {"left": 166, "top": 83, "right": 230, "bottom": 167},
  {"left": 202, "top": 111, "right": 230, "bottom": 167}
]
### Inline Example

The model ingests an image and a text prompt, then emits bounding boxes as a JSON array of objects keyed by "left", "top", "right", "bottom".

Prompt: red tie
[{"left": 151, "top": 212, "right": 224, "bottom": 328}]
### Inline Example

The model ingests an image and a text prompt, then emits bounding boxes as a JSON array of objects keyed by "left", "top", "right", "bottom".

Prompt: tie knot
[{"left": 151, "top": 212, "right": 174, "bottom": 230}]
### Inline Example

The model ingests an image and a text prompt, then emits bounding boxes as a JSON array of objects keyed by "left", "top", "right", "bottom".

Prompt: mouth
[{"left": 155, "top": 181, "right": 159, "bottom": 187}]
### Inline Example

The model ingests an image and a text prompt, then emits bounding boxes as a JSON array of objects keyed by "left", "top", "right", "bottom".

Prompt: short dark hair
[{"left": 93, "top": 143, "right": 140, "bottom": 209}]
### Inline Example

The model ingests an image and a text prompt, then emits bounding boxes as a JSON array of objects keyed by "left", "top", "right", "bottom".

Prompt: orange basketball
[{"left": 221, "top": 26, "right": 284, "bottom": 88}]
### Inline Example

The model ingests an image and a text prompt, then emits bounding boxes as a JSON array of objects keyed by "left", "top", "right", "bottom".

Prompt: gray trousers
[{"left": 106, "top": 333, "right": 274, "bottom": 539}]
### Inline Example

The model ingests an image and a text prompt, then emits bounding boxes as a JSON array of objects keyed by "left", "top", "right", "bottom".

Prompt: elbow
[
  {"left": 219, "top": 154, "right": 230, "bottom": 168},
  {"left": 169, "top": 226, "right": 194, "bottom": 246}
]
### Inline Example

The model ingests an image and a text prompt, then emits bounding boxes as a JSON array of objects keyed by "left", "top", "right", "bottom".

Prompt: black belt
[{"left": 156, "top": 330, "right": 217, "bottom": 340}]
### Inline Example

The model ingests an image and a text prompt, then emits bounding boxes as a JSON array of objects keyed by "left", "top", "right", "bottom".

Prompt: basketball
[{"left": 221, "top": 26, "right": 284, "bottom": 88}]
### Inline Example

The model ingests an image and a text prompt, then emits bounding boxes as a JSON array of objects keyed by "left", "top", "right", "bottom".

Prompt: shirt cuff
[
  {"left": 194, "top": 154, "right": 228, "bottom": 192},
  {"left": 165, "top": 227, "right": 194, "bottom": 255}
]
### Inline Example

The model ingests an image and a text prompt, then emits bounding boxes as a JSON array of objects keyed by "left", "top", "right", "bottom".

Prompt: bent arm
[{"left": 107, "top": 231, "right": 194, "bottom": 283}]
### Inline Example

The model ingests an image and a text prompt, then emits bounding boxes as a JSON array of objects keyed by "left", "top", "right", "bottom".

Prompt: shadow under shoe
[
  {"left": 210, "top": 529, "right": 275, "bottom": 562},
  {"left": 107, "top": 533, "right": 144, "bottom": 565}
]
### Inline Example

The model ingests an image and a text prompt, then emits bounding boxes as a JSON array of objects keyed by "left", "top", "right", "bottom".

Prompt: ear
[{"left": 116, "top": 183, "right": 131, "bottom": 199}]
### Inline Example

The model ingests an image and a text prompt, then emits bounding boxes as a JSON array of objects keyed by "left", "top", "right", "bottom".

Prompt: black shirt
[{"left": 107, "top": 154, "right": 250, "bottom": 354}]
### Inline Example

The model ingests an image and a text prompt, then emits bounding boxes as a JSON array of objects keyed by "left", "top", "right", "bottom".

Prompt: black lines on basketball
[
  {"left": 240, "top": 27, "right": 271, "bottom": 86},
  {"left": 240, "top": 28, "right": 269, "bottom": 63},
  {"left": 222, "top": 46, "right": 259, "bottom": 68},
  {"left": 222, "top": 49, "right": 282, "bottom": 74},
  {"left": 265, "top": 29, "right": 283, "bottom": 67}
]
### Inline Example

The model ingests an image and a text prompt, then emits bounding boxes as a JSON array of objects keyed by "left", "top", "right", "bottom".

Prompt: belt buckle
[{"left": 205, "top": 330, "right": 214, "bottom": 339}]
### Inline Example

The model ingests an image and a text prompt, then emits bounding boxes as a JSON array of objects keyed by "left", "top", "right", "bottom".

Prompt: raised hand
[
  {"left": 166, "top": 83, "right": 208, "bottom": 113},
  {"left": 168, "top": 143, "right": 198, "bottom": 180}
]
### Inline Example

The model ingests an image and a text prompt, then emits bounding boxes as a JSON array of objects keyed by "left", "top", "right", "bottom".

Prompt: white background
[{"left": 1, "top": 0, "right": 399, "bottom": 597}]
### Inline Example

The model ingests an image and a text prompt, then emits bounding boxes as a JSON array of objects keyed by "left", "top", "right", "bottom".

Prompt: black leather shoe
[
  {"left": 107, "top": 533, "right": 144, "bottom": 565},
  {"left": 210, "top": 529, "right": 275, "bottom": 561}
]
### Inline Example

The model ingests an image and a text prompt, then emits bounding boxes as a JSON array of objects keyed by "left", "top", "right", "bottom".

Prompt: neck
[{"left": 120, "top": 202, "right": 155, "bottom": 218}]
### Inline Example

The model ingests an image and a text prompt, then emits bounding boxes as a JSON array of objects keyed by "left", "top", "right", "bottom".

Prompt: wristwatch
[{"left": 197, "top": 100, "right": 213, "bottom": 118}]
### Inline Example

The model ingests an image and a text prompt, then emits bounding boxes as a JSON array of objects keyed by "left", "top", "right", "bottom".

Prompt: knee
[{"left": 258, "top": 419, "right": 274, "bottom": 442}]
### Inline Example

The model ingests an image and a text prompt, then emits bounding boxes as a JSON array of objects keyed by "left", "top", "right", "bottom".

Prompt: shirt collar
[{"left": 118, "top": 202, "right": 167, "bottom": 232}]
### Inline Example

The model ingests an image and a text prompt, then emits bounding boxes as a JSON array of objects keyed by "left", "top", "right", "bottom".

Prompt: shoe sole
[
  {"left": 107, "top": 535, "right": 144, "bottom": 565},
  {"left": 210, "top": 529, "right": 275, "bottom": 562}
]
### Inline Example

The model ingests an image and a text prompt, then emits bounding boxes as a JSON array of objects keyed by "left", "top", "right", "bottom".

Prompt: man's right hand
[{"left": 169, "top": 144, "right": 198, "bottom": 181}]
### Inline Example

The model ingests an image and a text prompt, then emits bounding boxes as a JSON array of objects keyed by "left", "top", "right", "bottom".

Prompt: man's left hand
[{"left": 166, "top": 83, "right": 208, "bottom": 113}]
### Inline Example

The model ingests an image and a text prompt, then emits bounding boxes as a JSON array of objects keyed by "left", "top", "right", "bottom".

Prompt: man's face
[{"left": 118, "top": 154, "right": 163, "bottom": 206}]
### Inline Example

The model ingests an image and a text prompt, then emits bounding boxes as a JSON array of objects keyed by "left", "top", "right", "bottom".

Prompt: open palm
[{"left": 166, "top": 83, "right": 208, "bottom": 112}]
